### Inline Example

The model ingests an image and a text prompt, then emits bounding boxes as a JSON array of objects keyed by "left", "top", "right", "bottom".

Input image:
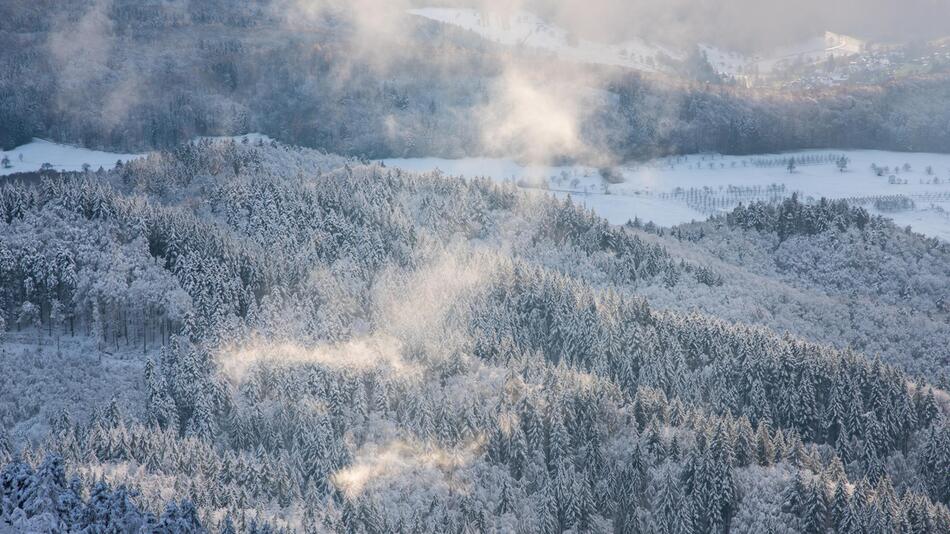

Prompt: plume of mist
[
  {"left": 218, "top": 335, "right": 422, "bottom": 385},
  {"left": 477, "top": 66, "right": 600, "bottom": 165},
  {"left": 332, "top": 438, "right": 481, "bottom": 498},
  {"left": 46, "top": 0, "right": 146, "bottom": 129},
  {"left": 371, "top": 245, "right": 495, "bottom": 347},
  {"left": 47, "top": 0, "right": 114, "bottom": 95},
  {"left": 273, "top": 0, "right": 419, "bottom": 76},
  {"left": 219, "top": 248, "right": 509, "bottom": 499},
  {"left": 218, "top": 244, "right": 498, "bottom": 384},
  {"left": 100, "top": 68, "right": 144, "bottom": 129},
  {"left": 275, "top": 0, "right": 628, "bottom": 164}
]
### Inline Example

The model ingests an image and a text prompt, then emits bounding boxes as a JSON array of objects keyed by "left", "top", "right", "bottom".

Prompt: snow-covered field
[
  {"left": 0, "top": 139, "right": 144, "bottom": 177},
  {"left": 6, "top": 138, "right": 949, "bottom": 240},
  {"left": 1, "top": 135, "right": 276, "bottom": 178},
  {"left": 385, "top": 150, "right": 950, "bottom": 241},
  {"left": 409, "top": 7, "right": 679, "bottom": 73}
]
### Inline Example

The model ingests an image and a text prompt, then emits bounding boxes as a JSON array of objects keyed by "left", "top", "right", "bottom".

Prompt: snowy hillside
[
  {"left": 0, "top": 330, "right": 150, "bottom": 446},
  {"left": 409, "top": 7, "right": 680, "bottom": 73},
  {"left": 409, "top": 7, "right": 866, "bottom": 82},
  {"left": 3, "top": 139, "right": 950, "bottom": 532},
  {"left": 4, "top": 2, "right": 950, "bottom": 531},
  {"left": 386, "top": 149, "right": 950, "bottom": 240},
  {"left": 702, "top": 32, "right": 865, "bottom": 80}
]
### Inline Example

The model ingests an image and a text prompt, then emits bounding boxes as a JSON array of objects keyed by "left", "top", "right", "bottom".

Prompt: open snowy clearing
[
  {"left": 385, "top": 150, "right": 950, "bottom": 241},
  {"left": 0, "top": 139, "right": 145, "bottom": 177},
  {"left": 0, "top": 135, "right": 277, "bottom": 178}
]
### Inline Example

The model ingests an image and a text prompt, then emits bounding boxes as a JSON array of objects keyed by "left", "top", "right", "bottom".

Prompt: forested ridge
[
  {"left": 662, "top": 196, "right": 950, "bottom": 378},
  {"left": 3, "top": 0, "right": 950, "bottom": 159},
  {"left": 1, "top": 139, "right": 949, "bottom": 532}
]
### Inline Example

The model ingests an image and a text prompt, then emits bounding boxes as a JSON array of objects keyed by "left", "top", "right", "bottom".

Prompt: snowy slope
[
  {"left": 409, "top": 7, "right": 680, "bottom": 73},
  {"left": 702, "top": 32, "right": 865, "bottom": 79},
  {"left": 0, "top": 139, "right": 145, "bottom": 177},
  {"left": 0, "top": 330, "right": 148, "bottom": 446},
  {"left": 410, "top": 7, "right": 864, "bottom": 82},
  {"left": 385, "top": 150, "right": 950, "bottom": 241}
]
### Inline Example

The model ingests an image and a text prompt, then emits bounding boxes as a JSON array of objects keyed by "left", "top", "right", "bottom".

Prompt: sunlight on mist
[
  {"left": 478, "top": 68, "right": 587, "bottom": 164},
  {"left": 218, "top": 335, "right": 421, "bottom": 385},
  {"left": 218, "top": 249, "right": 498, "bottom": 385},
  {"left": 332, "top": 438, "right": 482, "bottom": 498}
]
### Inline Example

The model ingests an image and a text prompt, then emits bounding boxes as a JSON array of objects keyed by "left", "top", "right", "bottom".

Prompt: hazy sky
[{"left": 423, "top": 0, "right": 950, "bottom": 50}]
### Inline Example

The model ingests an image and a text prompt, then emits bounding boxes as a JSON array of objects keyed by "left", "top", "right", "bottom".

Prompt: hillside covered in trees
[
  {"left": 2, "top": 0, "right": 950, "bottom": 161},
  {"left": 2, "top": 139, "right": 949, "bottom": 532}
]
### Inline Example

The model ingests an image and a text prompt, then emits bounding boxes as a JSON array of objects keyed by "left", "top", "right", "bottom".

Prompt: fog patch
[
  {"left": 332, "top": 438, "right": 481, "bottom": 498},
  {"left": 218, "top": 335, "right": 422, "bottom": 385}
]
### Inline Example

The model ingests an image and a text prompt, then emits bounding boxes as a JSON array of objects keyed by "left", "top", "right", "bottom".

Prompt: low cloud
[{"left": 47, "top": 0, "right": 115, "bottom": 102}]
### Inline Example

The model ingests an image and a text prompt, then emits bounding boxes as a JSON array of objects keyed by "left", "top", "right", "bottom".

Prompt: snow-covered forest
[
  {"left": 2, "top": 139, "right": 949, "bottom": 532},
  {"left": 3, "top": 0, "right": 950, "bottom": 532}
]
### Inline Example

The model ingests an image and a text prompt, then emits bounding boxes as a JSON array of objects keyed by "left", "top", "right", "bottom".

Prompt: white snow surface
[
  {"left": 0, "top": 139, "right": 145, "bottom": 177},
  {"left": 409, "top": 7, "right": 680, "bottom": 73},
  {"left": 385, "top": 150, "right": 950, "bottom": 241},
  {"left": 1, "top": 134, "right": 277, "bottom": 177}
]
